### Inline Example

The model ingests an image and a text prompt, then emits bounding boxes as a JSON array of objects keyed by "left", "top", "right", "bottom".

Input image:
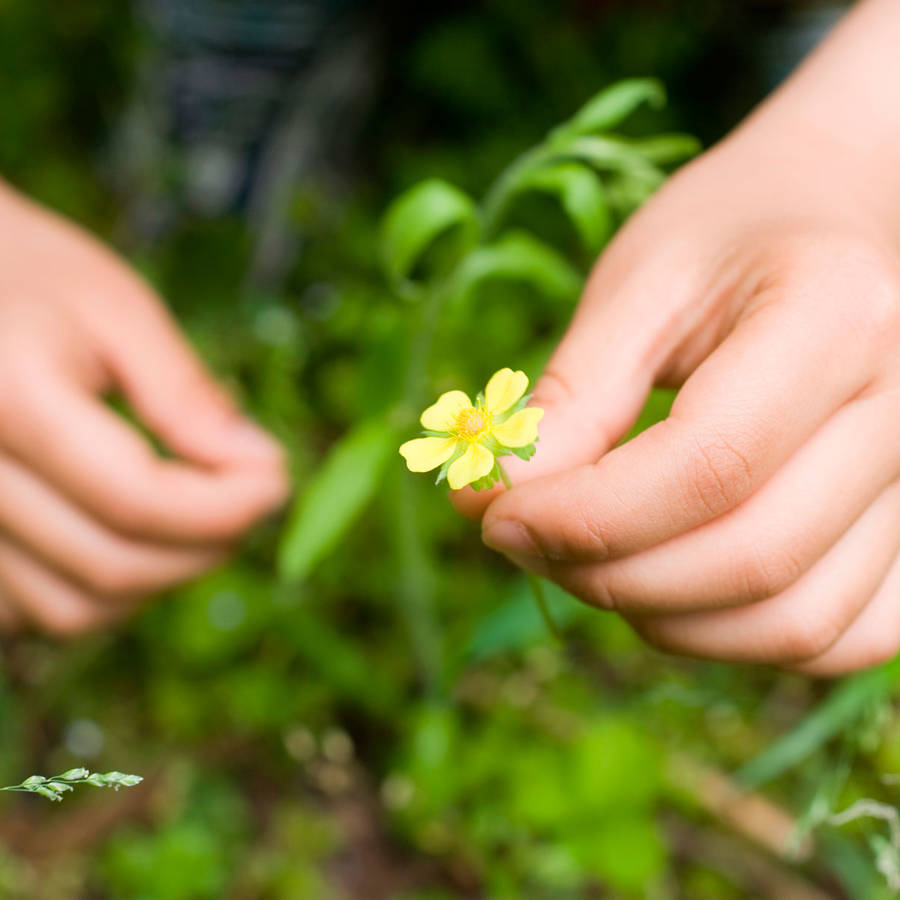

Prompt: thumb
[
  {"left": 93, "top": 291, "right": 284, "bottom": 471},
  {"left": 451, "top": 249, "right": 683, "bottom": 519}
]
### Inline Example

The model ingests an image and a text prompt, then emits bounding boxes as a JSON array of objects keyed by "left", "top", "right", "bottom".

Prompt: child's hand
[
  {"left": 456, "top": 0, "right": 900, "bottom": 675},
  {"left": 0, "top": 183, "right": 288, "bottom": 635}
]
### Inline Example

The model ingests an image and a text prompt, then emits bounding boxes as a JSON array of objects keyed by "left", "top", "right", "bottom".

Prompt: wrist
[
  {"left": 716, "top": 119, "right": 899, "bottom": 247},
  {"left": 719, "top": 0, "right": 900, "bottom": 251}
]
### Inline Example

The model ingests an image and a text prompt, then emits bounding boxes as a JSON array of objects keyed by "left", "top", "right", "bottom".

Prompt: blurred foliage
[{"left": 0, "top": 0, "right": 896, "bottom": 898}]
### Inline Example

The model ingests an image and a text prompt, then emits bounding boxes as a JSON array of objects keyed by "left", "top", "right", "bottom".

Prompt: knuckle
[
  {"left": 791, "top": 234, "right": 900, "bottom": 341},
  {"left": 81, "top": 555, "right": 147, "bottom": 598},
  {"left": 684, "top": 432, "right": 756, "bottom": 517},
  {"left": 856, "top": 279, "right": 900, "bottom": 338},
  {"left": 574, "top": 504, "right": 612, "bottom": 561},
  {"left": 531, "top": 367, "right": 577, "bottom": 410},
  {"left": 779, "top": 610, "right": 843, "bottom": 662},
  {"left": 629, "top": 616, "right": 674, "bottom": 653},
  {"left": 534, "top": 366, "right": 623, "bottom": 449},
  {"left": 592, "top": 582, "right": 617, "bottom": 612},
  {"left": 546, "top": 467, "right": 613, "bottom": 561},
  {"left": 553, "top": 563, "right": 618, "bottom": 611},
  {"left": 99, "top": 491, "right": 156, "bottom": 535},
  {"left": 580, "top": 572, "right": 617, "bottom": 611},
  {"left": 838, "top": 260, "right": 900, "bottom": 344},
  {"left": 737, "top": 544, "right": 804, "bottom": 600}
]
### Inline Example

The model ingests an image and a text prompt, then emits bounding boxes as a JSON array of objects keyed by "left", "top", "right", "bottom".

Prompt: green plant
[
  {"left": 1, "top": 768, "right": 143, "bottom": 803},
  {"left": 278, "top": 78, "right": 698, "bottom": 668},
  {"left": 14, "top": 4, "right": 899, "bottom": 888}
]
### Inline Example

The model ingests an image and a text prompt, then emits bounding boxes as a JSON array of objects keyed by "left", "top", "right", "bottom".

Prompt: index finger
[
  {"left": 482, "top": 296, "right": 882, "bottom": 564},
  {"left": 0, "top": 364, "right": 287, "bottom": 543}
]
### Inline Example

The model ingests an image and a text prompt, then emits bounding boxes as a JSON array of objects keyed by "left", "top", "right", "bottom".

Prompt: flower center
[{"left": 454, "top": 407, "right": 491, "bottom": 441}]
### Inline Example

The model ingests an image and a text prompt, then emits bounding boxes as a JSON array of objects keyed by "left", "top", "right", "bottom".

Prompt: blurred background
[{"left": 10, "top": 1, "right": 900, "bottom": 898}]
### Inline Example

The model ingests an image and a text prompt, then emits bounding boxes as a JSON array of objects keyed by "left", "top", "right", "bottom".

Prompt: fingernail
[
  {"left": 482, "top": 518, "right": 540, "bottom": 557},
  {"left": 227, "top": 420, "right": 284, "bottom": 464}
]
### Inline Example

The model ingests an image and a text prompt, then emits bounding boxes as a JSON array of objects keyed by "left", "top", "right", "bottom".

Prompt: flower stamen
[{"left": 454, "top": 407, "right": 491, "bottom": 441}]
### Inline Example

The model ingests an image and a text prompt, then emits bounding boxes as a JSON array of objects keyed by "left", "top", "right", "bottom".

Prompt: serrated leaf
[
  {"left": 516, "top": 163, "right": 612, "bottom": 252},
  {"left": 553, "top": 78, "right": 665, "bottom": 140},
  {"left": 278, "top": 418, "right": 397, "bottom": 581},
  {"left": 450, "top": 231, "right": 582, "bottom": 308},
  {"left": 380, "top": 178, "right": 479, "bottom": 288}
]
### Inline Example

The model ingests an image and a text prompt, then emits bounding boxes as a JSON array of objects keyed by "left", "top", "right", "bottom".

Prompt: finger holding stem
[
  {"left": 398, "top": 367, "right": 555, "bottom": 638},
  {"left": 496, "top": 461, "right": 561, "bottom": 642}
]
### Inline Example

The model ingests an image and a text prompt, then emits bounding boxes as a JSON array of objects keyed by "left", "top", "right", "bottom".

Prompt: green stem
[
  {"left": 496, "top": 462, "right": 561, "bottom": 642},
  {"left": 393, "top": 282, "right": 449, "bottom": 694},
  {"left": 402, "top": 282, "right": 447, "bottom": 410},
  {"left": 395, "top": 470, "right": 444, "bottom": 695},
  {"left": 481, "top": 145, "right": 554, "bottom": 239}
]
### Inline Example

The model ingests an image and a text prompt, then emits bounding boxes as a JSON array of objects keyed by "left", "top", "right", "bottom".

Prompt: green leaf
[
  {"left": 565, "top": 817, "right": 666, "bottom": 891},
  {"left": 619, "top": 133, "right": 702, "bottom": 164},
  {"left": 565, "top": 136, "right": 667, "bottom": 181},
  {"left": 548, "top": 136, "right": 668, "bottom": 217},
  {"left": 513, "top": 163, "right": 612, "bottom": 252},
  {"left": 463, "top": 577, "right": 586, "bottom": 661},
  {"left": 506, "top": 748, "right": 571, "bottom": 828},
  {"left": 450, "top": 231, "right": 583, "bottom": 309},
  {"left": 402, "top": 704, "right": 462, "bottom": 813},
  {"left": 278, "top": 418, "right": 397, "bottom": 581},
  {"left": 574, "top": 720, "right": 661, "bottom": 814},
  {"left": 553, "top": 78, "right": 665, "bottom": 140},
  {"left": 380, "top": 178, "right": 479, "bottom": 288}
]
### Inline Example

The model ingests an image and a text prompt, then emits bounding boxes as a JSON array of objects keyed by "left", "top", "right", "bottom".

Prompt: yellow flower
[{"left": 399, "top": 368, "right": 544, "bottom": 490}]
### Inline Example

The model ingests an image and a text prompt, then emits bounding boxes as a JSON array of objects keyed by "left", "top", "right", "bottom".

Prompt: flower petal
[
  {"left": 420, "top": 390, "right": 472, "bottom": 431},
  {"left": 447, "top": 442, "right": 494, "bottom": 490},
  {"left": 399, "top": 437, "right": 459, "bottom": 473},
  {"left": 484, "top": 368, "right": 528, "bottom": 415},
  {"left": 491, "top": 407, "right": 544, "bottom": 448}
]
